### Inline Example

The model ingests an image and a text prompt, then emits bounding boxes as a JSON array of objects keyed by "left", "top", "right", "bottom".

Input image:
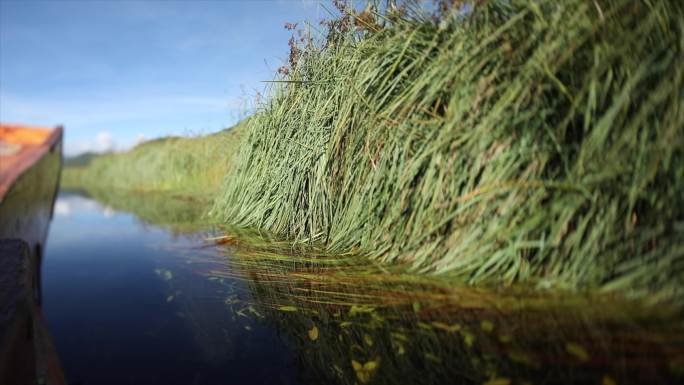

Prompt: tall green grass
[
  {"left": 63, "top": 122, "right": 246, "bottom": 196},
  {"left": 212, "top": 0, "right": 684, "bottom": 300}
]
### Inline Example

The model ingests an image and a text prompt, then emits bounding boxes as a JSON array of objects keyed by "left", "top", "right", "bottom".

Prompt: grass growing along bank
[
  {"left": 62, "top": 122, "right": 246, "bottom": 197},
  {"left": 64, "top": 0, "right": 684, "bottom": 304},
  {"left": 211, "top": 0, "right": 684, "bottom": 302}
]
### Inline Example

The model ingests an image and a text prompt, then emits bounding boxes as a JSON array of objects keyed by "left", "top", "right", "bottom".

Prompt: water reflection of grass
[
  {"left": 202, "top": 229, "right": 684, "bottom": 385},
  {"left": 69, "top": 187, "right": 211, "bottom": 233},
  {"left": 54, "top": 188, "right": 684, "bottom": 383},
  {"left": 60, "top": 126, "right": 245, "bottom": 233}
]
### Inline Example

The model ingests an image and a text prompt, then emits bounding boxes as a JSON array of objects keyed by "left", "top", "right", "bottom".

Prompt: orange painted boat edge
[{"left": 0, "top": 124, "right": 63, "bottom": 202}]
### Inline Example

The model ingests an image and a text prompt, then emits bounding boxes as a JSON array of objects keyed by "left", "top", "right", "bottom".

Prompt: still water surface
[
  {"left": 44, "top": 193, "right": 296, "bottom": 385},
  {"left": 43, "top": 192, "right": 684, "bottom": 385}
]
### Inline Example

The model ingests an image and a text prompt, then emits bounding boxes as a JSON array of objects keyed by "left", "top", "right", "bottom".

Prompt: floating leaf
[
  {"left": 480, "top": 320, "right": 494, "bottom": 332},
  {"left": 418, "top": 322, "right": 433, "bottom": 330},
  {"left": 498, "top": 334, "right": 512, "bottom": 343},
  {"left": 356, "top": 370, "right": 371, "bottom": 384},
  {"left": 507, "top": 350, "right": 538, "bottom": 368},
  {"left": 154, "top": 269, "right": 174, "bottom": 281},
  {"left": 351, "top": 358, "right": 379, "bottom": 384},
  {"left": 370, "top": 312, "right": 385, "bottom": 323},
  {"left": 565, "top": 342, "right": 589, "bottom": 362},
  {"left": 395, "top": 342, "right": 405, "bottom": 355},
  {"left": 278, "top": 306, "right": 298, "bottom": 312},
  {"left": 461, "top": 331, "right": 475, "bottom": 347},
  {"left": 349, "top": 305, "right": 375, "bottom": 316},
  {"left": 248, "top": 305, "right": 264, "bottom": 319},
  {"left": 483, "top": 378, "right": 511, "bottom": 385},
  {"left": 308, "top": 325, "right": 319, "bottom": 341},
  {"left": 431, "top": 321, "right": 450, "bottom": 331},
  {"left": 448, "top": 324, "right": 461, "bottom": 333},
  {"left": 432, "top": 321, "right": 461, "bottom": 333},
  {"left": 351, "top": 360, "right": 362, "bottom": 370},
  {"left": 424, "top": 352, "right": 442, "bottom": 363}
]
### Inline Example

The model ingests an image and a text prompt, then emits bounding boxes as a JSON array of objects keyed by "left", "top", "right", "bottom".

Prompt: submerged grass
[
  {"left": 211, "top": 0, "right": 684, "bottom": 301},
  {"left": 200, "top": 232, "right": 684, "bottom": 385}
]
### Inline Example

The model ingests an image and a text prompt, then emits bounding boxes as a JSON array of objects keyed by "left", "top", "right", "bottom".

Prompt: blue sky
[{"left": 0, "top": 0, "right": 325, "bottom": 155}]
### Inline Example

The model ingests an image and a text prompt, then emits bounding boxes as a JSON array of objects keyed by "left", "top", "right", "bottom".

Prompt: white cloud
[
  {"left": 95, "top": 131, "right": 115, "bottom": 152},
  {"left": 74, "top": 131, "right": 116, "bottom": 154},
  {"left": 54, "top": 200, "right": 71, "bottom": 216},
  {"left": 103, "top": 206, "right": 115, "bottom": 218},
  {"left": 0, "top": 91, "right": 242, "bottom": 156},
  {"left": 135, "top": 133, "right": 148, "bottom": 146}
]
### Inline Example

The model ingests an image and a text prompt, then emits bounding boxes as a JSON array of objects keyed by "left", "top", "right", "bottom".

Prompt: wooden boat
[{"left": 0, "top": 124, "right": 66, "bottom": 385}]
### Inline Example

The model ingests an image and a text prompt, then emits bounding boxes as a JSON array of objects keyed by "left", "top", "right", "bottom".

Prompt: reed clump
[{"left": 212, "top": 0, "right": 684, "bottom": 301}]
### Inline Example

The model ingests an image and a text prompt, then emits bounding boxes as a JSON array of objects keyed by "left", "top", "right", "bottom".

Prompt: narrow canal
[
  {"left": 42, "top": 192, "right": 684, "bottom": 385},
  {"left": 43, "top": 192, "right": 297, "bottom": 385}
]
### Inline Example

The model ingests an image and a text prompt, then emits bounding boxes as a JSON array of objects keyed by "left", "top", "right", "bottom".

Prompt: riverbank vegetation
[
  {"left": 212, "top": 0, "right": 684, "bottom": 301},
  {"left": 64, "top": 0, "right": 684, "bottom": 304},
  {"left": 62, "top": 121, "right": 246, "bottom": 196}
]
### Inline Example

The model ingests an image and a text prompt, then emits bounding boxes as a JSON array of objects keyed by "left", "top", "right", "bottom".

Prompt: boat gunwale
[{"left": 0, "top": 124, "right": 63, "bottom": 202}]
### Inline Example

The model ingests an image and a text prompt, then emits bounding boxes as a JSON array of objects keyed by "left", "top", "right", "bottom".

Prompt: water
[
  {"left": 43, "top": 192, "right": 684, "bottom": 385},
  {"left": 44, "top": 193, "right": 297, "bottom": 385}
]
